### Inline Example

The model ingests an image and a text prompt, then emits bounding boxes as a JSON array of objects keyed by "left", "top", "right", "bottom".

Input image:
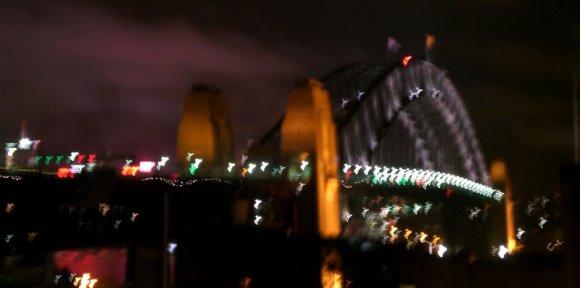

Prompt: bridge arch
[{"left": 323, "top": 61, "right": 489, "bottom": 184}]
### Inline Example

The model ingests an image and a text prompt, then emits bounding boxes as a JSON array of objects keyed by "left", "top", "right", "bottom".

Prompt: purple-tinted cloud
[{"left": 0, "top": 1, "right": 314, "bottom": 158}]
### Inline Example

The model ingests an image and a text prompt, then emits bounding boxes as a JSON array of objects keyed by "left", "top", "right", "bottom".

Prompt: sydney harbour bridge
[{"left": 0, "top": 59, "right": 516, "bottom": 287}]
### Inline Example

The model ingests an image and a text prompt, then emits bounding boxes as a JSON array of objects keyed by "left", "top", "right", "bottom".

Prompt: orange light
[
  {"left": 432, "top": 235, "right": 441, "bottom": 245},
  {"left": 57, "top": 167, "right": 71, "bottom": 179},
  {"left": 322, "top": 270, "right": 342, "bottom": 288},
  {"left": 74, "top": 273, "right": 98, "bottom": 288},
  {"left": 402, "top": 55, "right": 413, "bottom": 66},
  {"left": 121, "top": 166, "right": 139, "bottom": 176}
]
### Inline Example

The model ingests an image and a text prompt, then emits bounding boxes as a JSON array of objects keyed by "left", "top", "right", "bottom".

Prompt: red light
[
  {"left": 402, "top": 55, "right": 413, "bottom": 66},
  {"left": 446, "top": 188, "right": 454, "bottom": 198},
  {"left": 345, "top": 170, "right": 353, "bottom": 181},
  {"left": 88, "top": 154, "right": 96, "bottom": 163},
  {"left": 76, "top": 154, "right": 86, "bottom": 164}
]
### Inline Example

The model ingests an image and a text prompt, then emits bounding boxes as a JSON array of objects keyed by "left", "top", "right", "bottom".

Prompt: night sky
[{"left": 0, "top": 0, "right": 578, "bottom": 198}]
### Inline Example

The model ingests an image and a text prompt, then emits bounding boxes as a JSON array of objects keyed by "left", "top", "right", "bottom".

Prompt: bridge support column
[
  {"left": 177, "top": 84, "right": 233, "bottom": 176},
  {"left": 281, "top": 79, "right": 340, "bottom": 238},
  {"left": 491, "top": 160, "right": 516, "bottom": 253}
]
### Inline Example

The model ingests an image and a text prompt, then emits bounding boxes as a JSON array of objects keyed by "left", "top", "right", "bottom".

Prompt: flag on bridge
[
  {"left": 387, "top": 36, "right": 401, "bottom": 54},
  {"left": 425, "top": 34, "right": 436, "bottom": 61},
  {"left": 426, "top": 34, "right": 436, "bottom": 49}
]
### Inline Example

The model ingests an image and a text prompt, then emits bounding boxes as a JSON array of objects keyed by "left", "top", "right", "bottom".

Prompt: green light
[
  {"left": 401, "top": 174, "right": 408, "bottom": 185},
  {"left": 188, "top": 158, "right": 203, "bottom": 175},
  {"left": 34, "top": 156, "right": 42, "bottom": 165},
  {"left": 45, "top": 155, "right": 53, "bottom": 165},
  {"left": 189, "top": 163, "right": 198, "bottom": 175}
]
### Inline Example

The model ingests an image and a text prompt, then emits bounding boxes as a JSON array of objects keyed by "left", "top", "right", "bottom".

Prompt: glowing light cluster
[
  {"left": 168, "top": 242, "right": 178, "bottom": 254},
  {"left": 342, "top": 209, "right": 353, "bottom": 222},
  {"left": 57, "top": 167, "right": 74, "bottom": 179},
  {"left": 437, "top": 245, "right": 447, "bottom": 257},
  {"left": 141, "top": 177, "right": 231, "bottom": 187},
  {"left": 73, "top": 273, "right": 98, "bottom": 288},
  {"left": 469, "top": 207, "right": 481, "bottom": 220},
  {"left": 0, "top": 175, "right": 21, "bottom": 181},
  {"left": 156, "top": 156, "right": 169, "bottom": 170},
  {"left": 402, "top": 55, "right": 413, "bottom": 66},
  {"left": 18, "top": 138, "right": 34, "bottom": 150},
  {"left": 497, "top": 245, "right": 509, "bottom": 259},
  {"left": 343, "top": 166, "right": 503, "bottom": 201},
  {"left": 253, "top": 198, "right": 265, "bottom": 225},
  {"left": 547, "top": 240, "right": 564, "bottom": 251},
  {"left": 248, "top": 163, "right": 257, "bottom": 174},
  {"left": 5, "top": 203, "right": 15, "bottom": 214},
  {"left": 539, "top": 216, "right": 548, "bottom": 229},
  {"left": 408, "top": 87, "right": 423, "bottom": 100},
  {"left": 189, "top": 158, "right": 203, "bottom": 175},
  {"left": 367, "top": 201, "right": 433, "bottom": 219},
  {"left": 121, "top": 166, "right": 139, "bottom": 176},
  {"left": 5, "top": 147, "right": 17, "bottom": 157},
  {"left": 296, "top": 182, "right": 306, "bottom": 195},
  {"left": 254, "top": 215, "right": 262, "bottom": 225},
  {"left": 34, "top": 153, "right": 97, "bottom": 165},
  {"left": 382, "top": 225, "right": 447, "bottom": 257},
  {"left": 70, "top": 164, "right": 85, "bottom": 174},
  {"left": 139, "top": 161, "right": 156, "bottom": 173},
  {"left": 272, "top": 166, "right": 285, "bottom": 176},
  {"left": 517, "top": 227, "right": 525, "bottom": 239}
]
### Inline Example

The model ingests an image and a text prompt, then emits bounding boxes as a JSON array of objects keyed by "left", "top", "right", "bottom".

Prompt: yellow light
[
  {"left": 404, "top": 229, "right": 412, "bottom": 240},
  {"left": 419, "top": 232, "right": 428, "bottom": 243},
  {"left": 321, "top": 269, "right": 342, "bottom": 288},
  {"left": 74, "top": 273, "right": 98, "bottom": 288},
  {"left": 432, "top": 235, "right": 440, "bottom": 245},
  {"left": 389, "top": 225, "right": 398, "bottom": 241}
]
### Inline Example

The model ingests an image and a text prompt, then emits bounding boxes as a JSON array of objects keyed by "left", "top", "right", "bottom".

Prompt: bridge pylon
[
  {"left": 490, "top": 159, "right": 516, "bottom": 253},
  {"left": 177, "top": 84, "right": 233, "bottom": 175},
  {"left": 281, "top": 79, "right": 340, "bottom": 238}
]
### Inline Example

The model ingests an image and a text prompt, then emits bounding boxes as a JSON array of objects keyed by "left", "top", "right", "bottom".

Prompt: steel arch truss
[{"left": 323, "top": 61, "right": 489, "bottom": 184}]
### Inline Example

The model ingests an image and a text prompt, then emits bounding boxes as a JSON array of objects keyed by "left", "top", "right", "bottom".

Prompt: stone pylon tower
[
  {"left": 177, "top": 84, "right": 233, "bottom": 175},
  {"left": 280, "top": 79, "right": 340, "bottom": 238},
  {"left": 490, "top": 159, "right": 516, "bottom": 253}
]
